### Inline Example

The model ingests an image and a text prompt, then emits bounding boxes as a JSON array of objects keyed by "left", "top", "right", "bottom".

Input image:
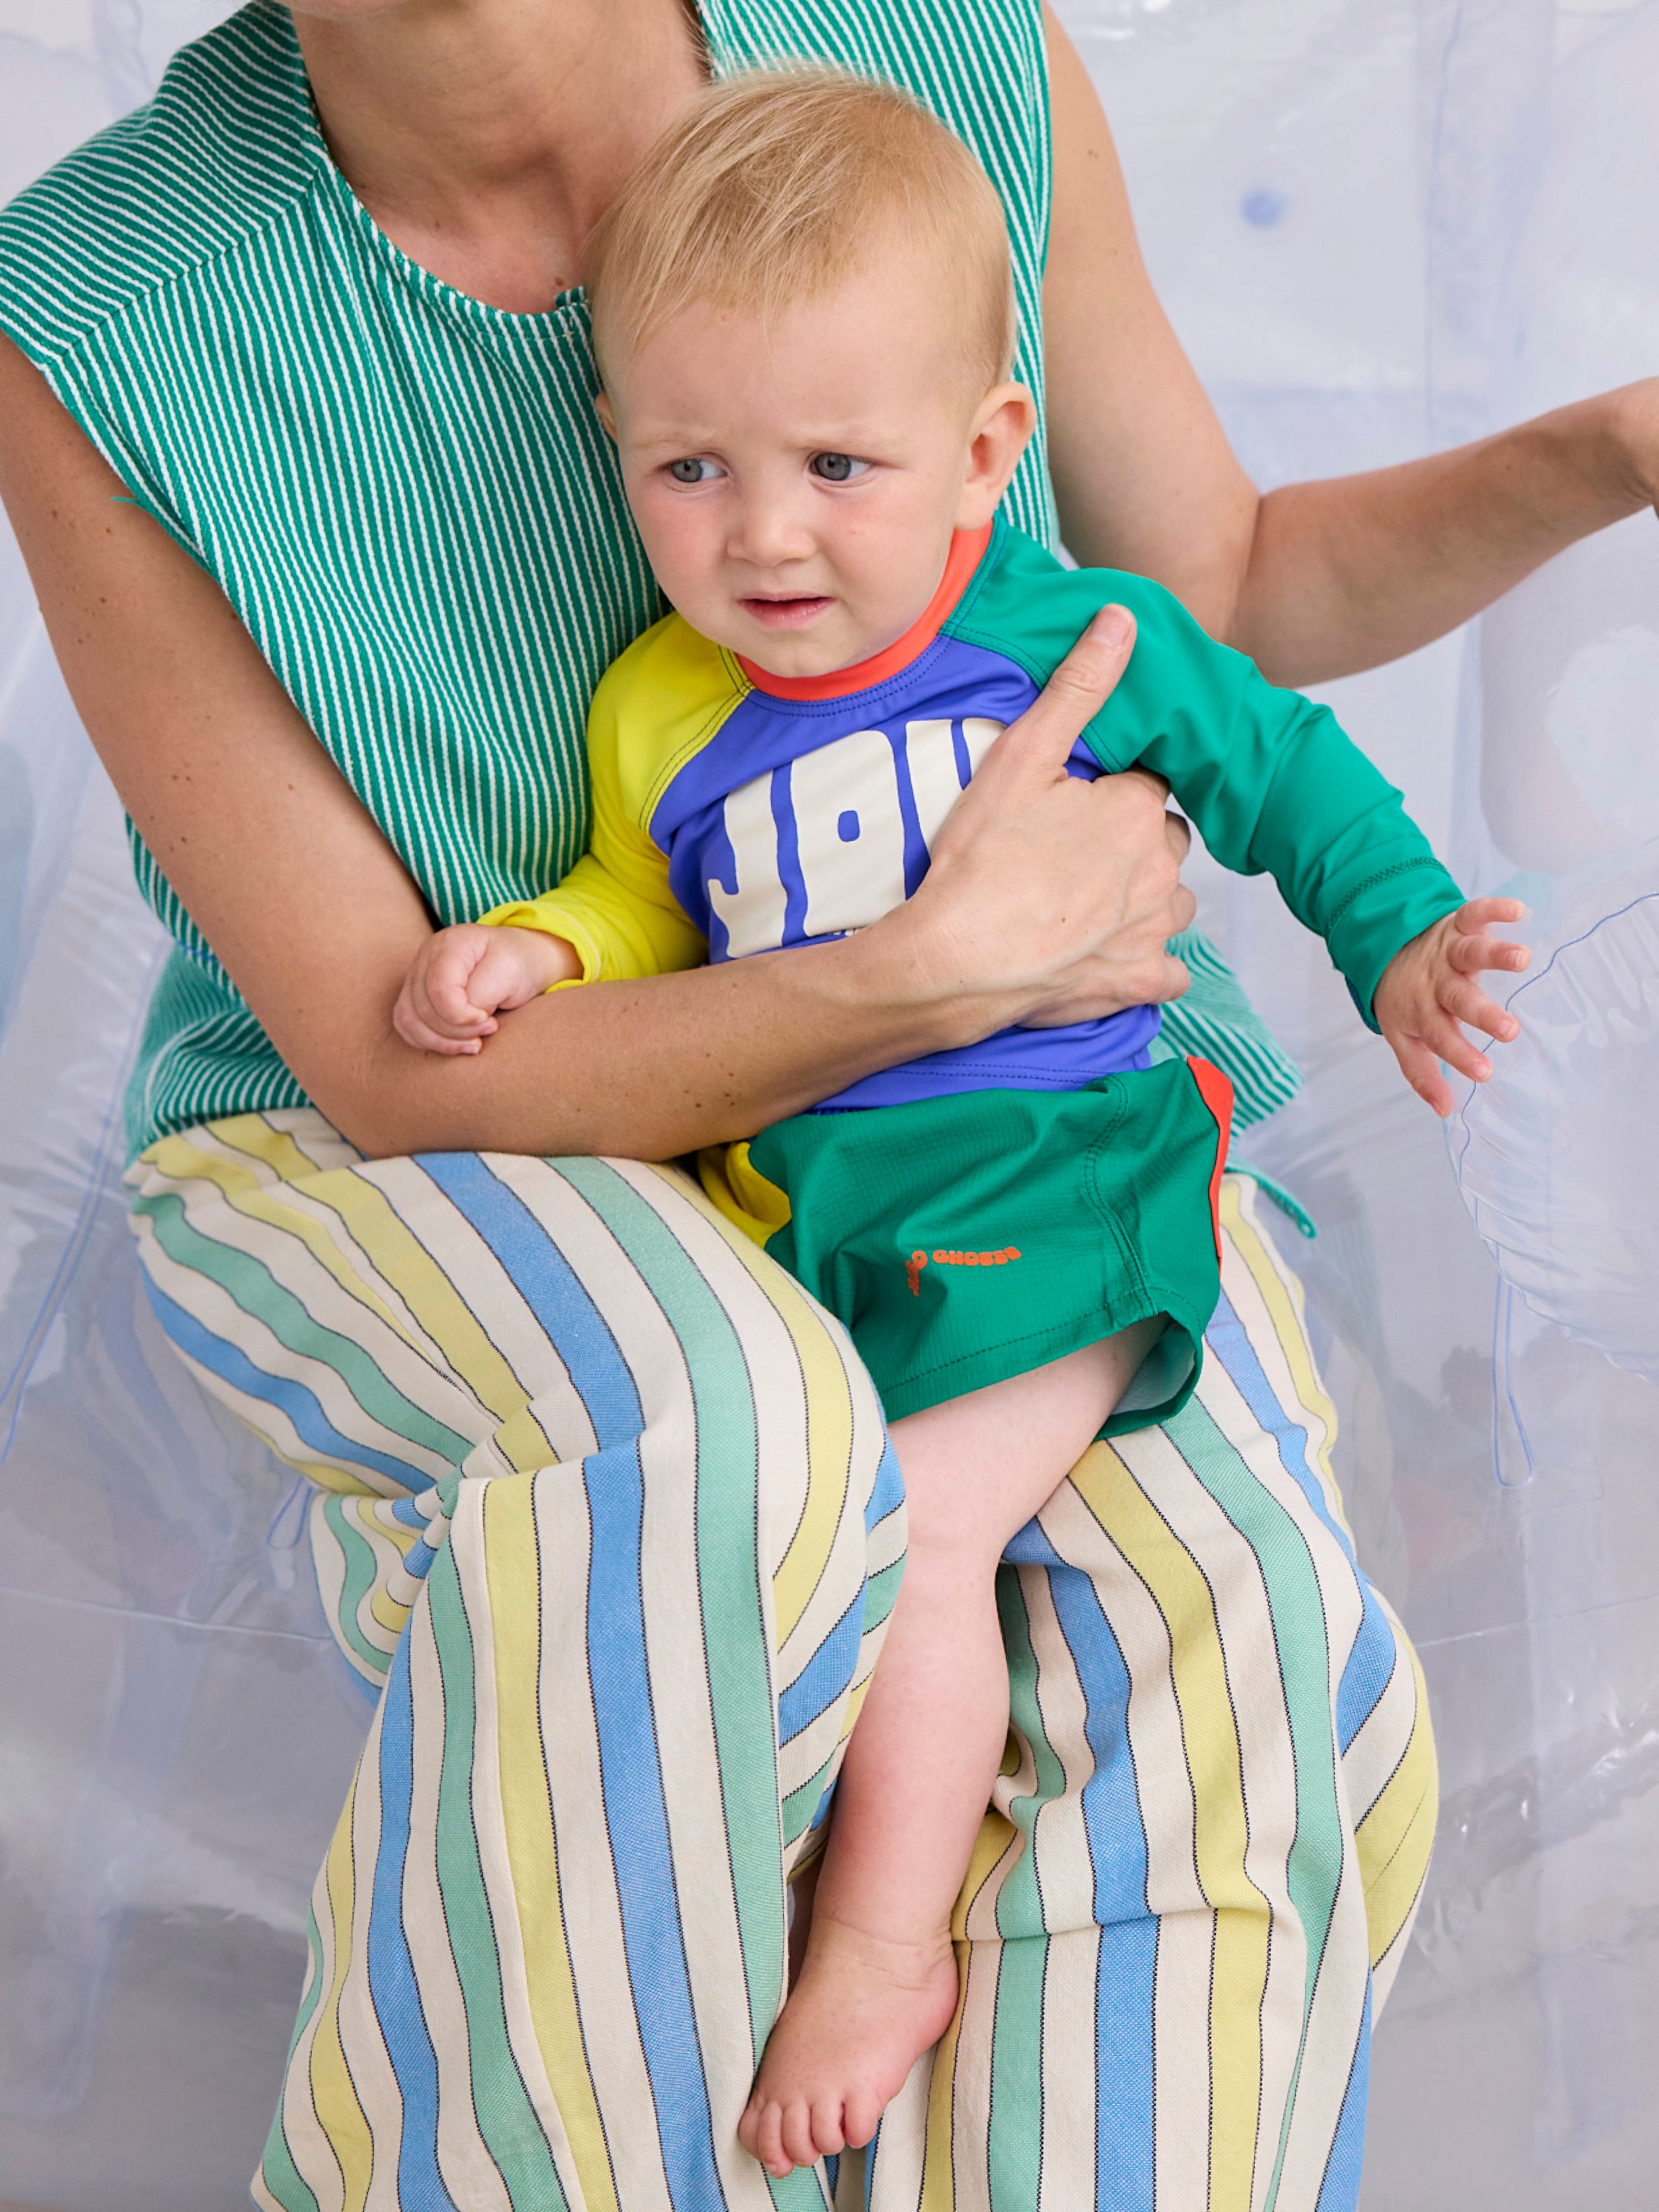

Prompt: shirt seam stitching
[{"left": 1324, "top": 855, "right": 1451, "bottom": 932}]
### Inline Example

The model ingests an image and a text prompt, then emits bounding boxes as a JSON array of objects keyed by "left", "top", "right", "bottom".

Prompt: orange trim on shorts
[{"left": 1186, "top": 1055, "right": 1235, "bottom": 1263}]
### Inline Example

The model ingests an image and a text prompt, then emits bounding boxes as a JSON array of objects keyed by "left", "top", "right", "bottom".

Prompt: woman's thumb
[
  {"left": 978, "top": 604, "right": 1138, "bottom": 783},
  {"left": 1054, "top": 603, "right": 1136, "bottom": 707}
]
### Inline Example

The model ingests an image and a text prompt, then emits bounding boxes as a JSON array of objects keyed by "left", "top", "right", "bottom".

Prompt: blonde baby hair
[{"left": 585, "top": 69, "right": 1017, "bottom": 394}]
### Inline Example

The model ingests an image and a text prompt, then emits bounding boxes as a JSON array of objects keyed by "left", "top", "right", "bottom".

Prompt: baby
[{"left": 394, "top": 73, "right": 1522, "bottom": 2179}]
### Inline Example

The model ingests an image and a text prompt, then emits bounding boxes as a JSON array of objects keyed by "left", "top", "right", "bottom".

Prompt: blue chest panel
[{"left": 652, "top": 632, "right": 1160, "bottom": 1109}]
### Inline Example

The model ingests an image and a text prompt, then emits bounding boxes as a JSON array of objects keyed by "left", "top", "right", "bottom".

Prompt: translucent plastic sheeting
[{"left": 0, "top": 3, "right": 1655, "bottom": 2206}]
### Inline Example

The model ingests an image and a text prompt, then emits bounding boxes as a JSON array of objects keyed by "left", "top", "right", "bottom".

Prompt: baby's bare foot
[{"left": 738, "top": 1916, "right": 960, "bottom": 2176}]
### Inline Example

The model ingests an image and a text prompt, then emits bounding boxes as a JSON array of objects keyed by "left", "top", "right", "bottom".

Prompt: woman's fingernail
[{"left": 1092, "top": 605, "right": 1132, "bottom": 651}]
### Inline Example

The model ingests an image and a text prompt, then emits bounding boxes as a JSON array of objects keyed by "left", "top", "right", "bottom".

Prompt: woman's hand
[{"left": 882, "top": 605, "right": 1194, "bottom": 1032}]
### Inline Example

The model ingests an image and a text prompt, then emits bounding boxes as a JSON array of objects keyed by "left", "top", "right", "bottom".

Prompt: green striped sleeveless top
[{"left": 0, "top": 0, "right": 1297, "bottom": 1157}]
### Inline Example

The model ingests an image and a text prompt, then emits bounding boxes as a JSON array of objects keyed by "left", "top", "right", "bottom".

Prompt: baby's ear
[
  {"left": 956, "top": 382, "right": 1037, "bottom": 529},
  {"left": 594, "top": 390, "right": 618, "bottom": 441}
]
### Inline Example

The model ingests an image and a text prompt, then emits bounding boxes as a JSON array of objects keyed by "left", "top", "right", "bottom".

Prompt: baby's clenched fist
[{"left": 394, "top": 923, "right": 580, "bottom": 1056}]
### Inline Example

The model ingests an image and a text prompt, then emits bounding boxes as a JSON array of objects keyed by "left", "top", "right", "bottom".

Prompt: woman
[{"left": 0, "top": 3, "right": 1650, "bottom": 2205}]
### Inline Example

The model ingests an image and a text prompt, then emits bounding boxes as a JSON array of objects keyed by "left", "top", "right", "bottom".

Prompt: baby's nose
[{"left": 729, "top": 499, "right": 815, "bottom": 567}]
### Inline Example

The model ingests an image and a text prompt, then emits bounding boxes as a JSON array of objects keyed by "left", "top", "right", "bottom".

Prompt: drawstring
[{"left": 1224, "top": 1160, "right": 1318, "bottom": 1240}]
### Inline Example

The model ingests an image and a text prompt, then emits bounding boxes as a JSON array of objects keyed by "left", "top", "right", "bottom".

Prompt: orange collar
[{"left": 736, "top": 521, "right": 994, "bottom": 702}]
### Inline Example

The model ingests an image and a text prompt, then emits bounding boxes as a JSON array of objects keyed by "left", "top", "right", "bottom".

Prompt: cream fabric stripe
[
  {"left": 1114, "top": 1473, "right": 1332, "bottom": 2212},
  {"left": 851, "top": 2058, "right": 922, "bottom": 2212},
  {"left": 459, "top": 1478, "right": 598, "bottom": 2212},
  {"left": 1071, "top": 1452, "right": 1246, "bottom": 1922},
  {"left": 282, "top": 1167, "right": 534, "bottom": 1429},
  {"left": 373, "top": 1160, "right": 599, "bottom": 1461},
  {"left": 974, "top": 1726, "right": 1043, "bottom": 1937},
  {"left": 177, "top": 1119, "right": 439, "bottom": 1349},
  {"left": 599, "top": 1162, "right": 826, "bottom": 1580},
  {"left": 1152, "top": 1908, "right": 1218, "bottom": 2210},
  {"left": 130, "top": 1177, "right": 458, "bottom": 1468},
  {"left": 520, "top": 1475, "right": 671, "bottom": 2212},
  {"left": 336, "top": 1709, "right": 398, "bottom": 2212},
  {"left": 1366, "top": 1714, "right": 1434, "bottom": 2007},
  {"left": 261, "top": 1807, "right": 352, "bottom": 2212},
  {"left": 610, "top": 1281, "right": 785, "bottom": 2170},
  {"left": 956, "top": 1800, "right": 1029, "bottom": 1947},
  {"left": 1271, "top": 1855, "right": 1372, "bottom": 2212},
  {"left": 348, "top": 1510, "right": 431, "bottom": 1655},
  {"left": 1197, "top": 1357, "right": 1368, "bottom": 1690},
  {"left": 153, "top": 1324, "right": 380, "bottom": 1498},
  {"left": 1344, "top": 1602, "right": 1429, "bottom": 1830},
  {"left": 947, "top": 1937, "right": 1000, "bottom": 2212},
  {"left": 180, "top": 1172, "right": 474, "bottom": 1420},
  {"left": 130, "top": 1209, "right": 458, "bottom": 1490},
  {"left": 1014, "top": 1565, "right": 1099, "bottom": 1934},
  {"left": 1356, "top": 1648, "right": 1436, "bottom": 1992},
  {"left": 1123, "top": 1416, "right": 1312, "bottom": 1884},
  {"left": 635, "top": 1182, "right": 873, "bottom": 1668},
  {"left": 1037, "top": 1932, "right": 1101, "bottom": 2212},
  {"left": 525, "top": 1466, "right": 666, "bottom": 2211},
  {"left": 669, "top": 1239, "right": 858, "bottom": 1646},
  {"left": 1043, "top": 1472, "right": 1209, "bottom": 1918},
  {"left": 1217, "top": 1184, "right": 1350, "bottom": 1535},
  {"left": 402, "top": 1594, "right": 515, "bottom": 2212}
]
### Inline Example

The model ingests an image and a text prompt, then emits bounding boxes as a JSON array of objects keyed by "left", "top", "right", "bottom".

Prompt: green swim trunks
[{"left": 699, "top": 1056, "right": 1234, "bottom": 1431}]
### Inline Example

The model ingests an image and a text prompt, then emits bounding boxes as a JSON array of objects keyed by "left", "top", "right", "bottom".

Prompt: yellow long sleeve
[
  {"left": 482, "top": 628, "right": 708, "bottom": 984},
  {"left": 484, "top": 850, "right": 704, "bottom": 985}
]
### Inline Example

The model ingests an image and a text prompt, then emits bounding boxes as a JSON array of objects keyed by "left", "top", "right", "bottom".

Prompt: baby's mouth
[{"left": 739, "top": 594, "right": 835, "bottom": 629}]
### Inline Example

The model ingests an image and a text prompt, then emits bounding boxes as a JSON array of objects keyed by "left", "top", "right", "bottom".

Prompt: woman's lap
[
  {"left": 128, "top": 1115, "right": 1434, "bottom": 2212},
  {"left": 131, "top": 1113, "right": 898, "bottom": 2208}
]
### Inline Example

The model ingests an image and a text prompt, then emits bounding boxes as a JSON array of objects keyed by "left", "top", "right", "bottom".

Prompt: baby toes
[
  {"left": 780, "top": 2098, "right": 820, "bottom": 2172},
  {"left": 841, "top": 2085, "right": 884, "bottom": 2150},
  {"left": 736, "top": 2101, "right": 761, "bottom": 2162},
  {"left": 810, "top": 2096, "right": 847, "bottom": 2159},
  {"left": 744, "top": 2098, "right": 789, "bottom": 2178}
]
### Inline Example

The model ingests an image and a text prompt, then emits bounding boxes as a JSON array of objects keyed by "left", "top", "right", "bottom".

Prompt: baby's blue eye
[
  {"left": 810, "top": 452, "right": 868, "bottom": 482},
  {"left": 668, "top": 456, "right": 720, "bottom": 484}
]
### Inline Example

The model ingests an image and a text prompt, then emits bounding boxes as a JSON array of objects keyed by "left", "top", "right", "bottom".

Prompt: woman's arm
[
  {"left": 1041, "top": 6, "right": 1659, "bottom": 685},
  {"left": 0, "top": 338, "right": 1191, "bottom": 1163}
]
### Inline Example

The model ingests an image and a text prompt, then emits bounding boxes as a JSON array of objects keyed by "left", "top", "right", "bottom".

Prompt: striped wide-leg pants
[{"left": 128, "top": 1111, "right": 1435, "bottom": 2212}]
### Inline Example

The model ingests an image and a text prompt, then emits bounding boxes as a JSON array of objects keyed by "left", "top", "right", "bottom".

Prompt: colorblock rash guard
[{"left": 488, "top": 517, "right": 1463, "bottom": 1110}]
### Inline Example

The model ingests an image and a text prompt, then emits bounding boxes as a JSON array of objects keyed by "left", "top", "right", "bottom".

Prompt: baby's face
[{"left": 600, "top": 238, "right": 1034, "bottom": 677}]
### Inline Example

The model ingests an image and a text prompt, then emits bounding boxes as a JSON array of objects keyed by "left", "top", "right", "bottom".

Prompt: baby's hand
[
  {"left": 1373, "top": 898, "right": 1529, "bottom": 1117},
  {"left": 394, "top": 923, "right": 579, "bottom": 1055}
]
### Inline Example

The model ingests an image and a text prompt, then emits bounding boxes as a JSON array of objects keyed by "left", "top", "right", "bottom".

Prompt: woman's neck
[{"left": 294, "top": 0, "right": 708, "bottom": 313}]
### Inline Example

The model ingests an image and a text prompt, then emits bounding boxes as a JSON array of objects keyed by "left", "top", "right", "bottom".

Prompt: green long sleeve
[{"left": 951, "top": 525, "right": 1464, "bottom": 1025}]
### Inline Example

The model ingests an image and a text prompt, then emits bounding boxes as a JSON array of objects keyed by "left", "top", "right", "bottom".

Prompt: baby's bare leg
[{"left": 739, "top": 1318, "right": 1162, "bottom": 2177}]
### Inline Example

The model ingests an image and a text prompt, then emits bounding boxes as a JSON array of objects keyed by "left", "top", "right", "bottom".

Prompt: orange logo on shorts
[{"left": 906, "top": 1246, "right": 1021, "bottom": 1297}]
